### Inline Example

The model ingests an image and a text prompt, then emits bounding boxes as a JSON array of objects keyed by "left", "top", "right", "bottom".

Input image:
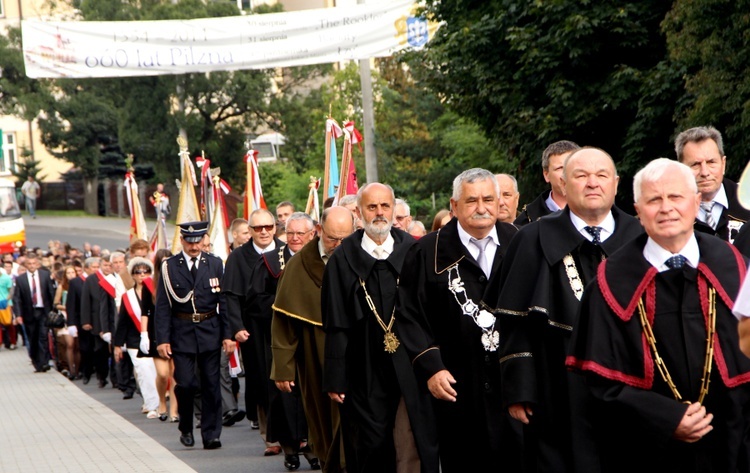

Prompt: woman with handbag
[{"left": 53, "top": 267, "right": 78, "bottom": 378}]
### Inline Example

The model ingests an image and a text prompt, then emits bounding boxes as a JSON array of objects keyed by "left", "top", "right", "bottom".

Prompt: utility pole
[{"left": 357, "top": 0, "right": 378, "bottom": 183}]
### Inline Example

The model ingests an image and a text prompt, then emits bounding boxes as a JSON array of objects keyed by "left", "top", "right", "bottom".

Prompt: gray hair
[
  {"left": 633, "top": 158, "right": 697, "bottom": 202},
  {"left": 83, "top": 257, "right": 100, "bottom": 269},
  {"left": 110, "top": 251, "right": 125, "bottom": 261},
  {"left": 542, "top": 140, "right": 580, "bottom": 171},
  {"left": 495, "top": 173, "right": 519, "bottom": 193},
  {"left": 127, "top": 256, "right": 154, "bottom": 274},
  {"left": 674, "top": 126, "right": 724, "bottom": 162},
  {"left": 451, "top": 168, "right": 499, "bottom": 201},
  {"left": 285, "top": 212, "right": 315, "bottom": 231},
  {"left": 395, "top": 198, "right": 410, "bottom": 216},
  {"left": 407, "top": 220, "right": 426, "bottom": 233},
  {"left": 338, "top": 194, "right": 357, "bottom": 207}
]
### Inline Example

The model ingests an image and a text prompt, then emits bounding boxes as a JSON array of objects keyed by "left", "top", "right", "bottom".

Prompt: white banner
[{"left": 21, "top": 0, "right": 434, "bottom": 79}]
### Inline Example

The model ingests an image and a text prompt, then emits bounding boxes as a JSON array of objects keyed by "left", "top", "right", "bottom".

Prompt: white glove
[
  {"left": 139, "top": 332, "right": 150, "bottom": 353},
  {"left": 101, "top": 332, "right": 112, "bottom": 344}
]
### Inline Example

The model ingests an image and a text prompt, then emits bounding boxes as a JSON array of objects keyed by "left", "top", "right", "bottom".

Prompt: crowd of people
[{"left": 4, "top": 124, "right": 750, "bottom": 473}]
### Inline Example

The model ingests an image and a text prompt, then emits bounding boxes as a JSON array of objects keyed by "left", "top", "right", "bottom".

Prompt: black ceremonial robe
[
  {"left": 222, "top": 237, "right": 283, "bottom": 416},
  {"left": 694, "top": 178, "right": 750, "bottom": 244},
  {"left": 254, "top": 246, "right": 311, "bottom": 450},
  {"left": 566, "top": 233, "right": 750, "bottom": 473},
  {"left": 493, "top": 206, "right": 643, "bottom": 473},
  {"left": 514, "top": 190, "right": 560, "bottom": 227},
  {"left": 396, "top": 219, "right": 522, "bottom": 472},
  {"left": 322, "top": 229, "right": 439, "bottom": 473}
]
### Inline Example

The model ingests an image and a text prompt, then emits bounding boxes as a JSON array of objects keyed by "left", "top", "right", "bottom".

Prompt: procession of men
[{"left": 10, "top": 124, "right": 750, "bottom": 473}]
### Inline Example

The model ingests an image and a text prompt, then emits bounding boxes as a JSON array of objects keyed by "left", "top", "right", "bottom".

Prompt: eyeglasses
[
  {"left": 395, "top": 215, "right": 410, "bottom": 221},
  {"left": 251, "top": 224, "right": 275, "bottom": 233},
  {"left": 133, "top": 270, "right": 152, "bottom": 275},
  {"left": 286, "top": 230, "right": 311, "bottom": 239}
]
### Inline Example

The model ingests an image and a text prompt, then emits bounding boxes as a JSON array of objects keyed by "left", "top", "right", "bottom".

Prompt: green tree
[
  {"left": 410, "top": 1, "right": 681, "bottom": 209},
  {"left": 664, "top": 0, "right": 750, "bottom": 180}
]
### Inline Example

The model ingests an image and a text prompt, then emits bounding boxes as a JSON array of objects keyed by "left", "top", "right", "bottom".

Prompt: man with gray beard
[{"left": 322, "top": 183, "right": 439, "bottom": 473}]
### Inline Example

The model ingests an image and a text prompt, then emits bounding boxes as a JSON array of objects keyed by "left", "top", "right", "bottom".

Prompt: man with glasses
[
  {"left": 247, "top": 212, "right": 320, "bottom": 470},
  {"left": 393, "top": 198, "right": 413, "bottom": 231},
  {"left": 223, "top": 208, "right": 284, "bottom": 455},
  {"left": 271, "top": 206, "right": 355, "bottom": 472}
]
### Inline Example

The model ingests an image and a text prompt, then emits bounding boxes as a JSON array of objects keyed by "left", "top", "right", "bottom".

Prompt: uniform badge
[{"left": 210, "top": 277, "right": 221, "bottom": 293}]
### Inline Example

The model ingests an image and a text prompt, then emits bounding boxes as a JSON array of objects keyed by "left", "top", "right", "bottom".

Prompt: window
[{"left": 1, "top": 132, "right": 17, "bottom": 175}]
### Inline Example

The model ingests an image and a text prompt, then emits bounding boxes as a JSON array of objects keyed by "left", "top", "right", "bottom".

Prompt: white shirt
[
  {"left": 642, "top": 235, "right": 700, "bottom": 272},
  {"left": 253, "top": 240, "right": 276, "bottom": 255},
  {"left": 182, "top": 251, "right": 200, "bottom": 270},
  {"left": 361, "top": 232, "right": 394, "bottom": 259},
  {"left": 27, "top": 271, "right": 43, "bottom": 308},
  {"left": 456, "top": 222, "right": 499, "bottom": 269},
  {"left": 545, "top": 191, "right": 563, "bottom": 212},
  {"left": 569, "top": 211, "right": 615, "bottom": 243}
]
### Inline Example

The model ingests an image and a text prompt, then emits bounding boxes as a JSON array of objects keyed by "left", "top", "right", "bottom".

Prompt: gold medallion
[{"left": 384, "top": 331, "right": 400, "bottom": 353}]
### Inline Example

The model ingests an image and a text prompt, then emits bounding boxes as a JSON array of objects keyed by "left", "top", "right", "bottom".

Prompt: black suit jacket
[
  {"left": 13, "top": 268, "right": 54, "bottom": 320},
  {"left": 65, "top": 276, "right": 84, "bottom": 327},
  {"left": 694, "top": 178, "right": 750, "bottom": 243}
]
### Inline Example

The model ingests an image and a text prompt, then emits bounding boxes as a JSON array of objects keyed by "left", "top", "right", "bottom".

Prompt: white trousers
[{"left": 127, "top": 348, "right": 160, "bottom": 411}]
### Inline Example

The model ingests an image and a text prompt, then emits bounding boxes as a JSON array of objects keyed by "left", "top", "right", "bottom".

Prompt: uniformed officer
[{"left": 155, "top": 221, "right": 234, "bottom": 450}]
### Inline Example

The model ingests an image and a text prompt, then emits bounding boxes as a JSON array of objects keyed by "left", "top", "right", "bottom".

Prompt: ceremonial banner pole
[{"left": 171, "top": 136, "right": 201, "bottom": 254}]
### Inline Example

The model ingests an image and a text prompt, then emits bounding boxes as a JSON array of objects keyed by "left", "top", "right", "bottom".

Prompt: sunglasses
[
  {"left": 133, "top": 269, "right": 152, "bottom": 275},
  {"left": 251, "top": 224, "right": 275, "bottom": 233}
]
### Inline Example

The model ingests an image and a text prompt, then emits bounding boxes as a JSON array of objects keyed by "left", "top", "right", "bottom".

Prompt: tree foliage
[
  {"left": 664, "top": 0, "right": 750, "bottom": 180},
  {"left": 410, "top": 0, "right": 681, "bottom": 208}
]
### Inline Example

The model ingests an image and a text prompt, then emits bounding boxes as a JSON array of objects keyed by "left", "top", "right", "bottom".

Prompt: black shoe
[
  {"left": 284, "top": 453, "right": 300, "bottom": 471},
  {"left": 203, "top": 439, "right": 222, "bottom": 450},
  {"left": 98, "top": 379, "right": 108, "bottom": 389},
  {"left": 82, "top": 376, "right": 91, "bottom": 385},
  {"left": 123, "top": 392, "right": 134, "bottom": 400},
  {"left": 308, "top": 458, "right": 321, "bottom": 470},
  {"left": 250, "top": 420, "right": 259, "bottom": 430},
  {"left": 222, "top": 409, "right": 246, "bottom": 426},
  {"left": 158, "top": 412, "right": 168, "bottom": 422},
  {"left": 42, "top": 365, "right": 50, "bottom": 372},
  {"left": 179, "top": 432, "right": 195, "bottom": 447}
]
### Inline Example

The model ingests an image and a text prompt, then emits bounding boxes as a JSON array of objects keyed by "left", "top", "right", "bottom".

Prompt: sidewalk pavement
[{"left": 0, "top": 347, "right": 196, "bottom": 473}]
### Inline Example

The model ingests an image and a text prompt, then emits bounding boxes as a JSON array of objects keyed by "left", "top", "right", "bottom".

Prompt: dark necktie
[
  {"left": 665, "top": 255, "right": 687, "bottom": 270},
  {"left": 190, "top": 257, "right": 198, "bottom": 280},
  {"left": 469, "top": 237, "right": 491, "bottom": 277},
  {"left": 584, "top": 226, "right": 603, "bottom": 245}
]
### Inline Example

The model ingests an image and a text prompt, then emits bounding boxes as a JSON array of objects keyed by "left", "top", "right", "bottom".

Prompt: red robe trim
[{"left": 566, "top": 239, "right": 750, "bottom": 390}]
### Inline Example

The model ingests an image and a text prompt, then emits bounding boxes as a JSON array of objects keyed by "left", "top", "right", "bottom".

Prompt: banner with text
[{"left": 22, "top": 0, "right": 434, "bottom": 79}]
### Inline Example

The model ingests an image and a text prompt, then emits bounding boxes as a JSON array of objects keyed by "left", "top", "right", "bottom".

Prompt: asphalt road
[
  {"left": 23, "top": 215, "right": 176, "bottom": 252},
  {"left": 22, "top": 215, "right": 316, "bottom": 472}
]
